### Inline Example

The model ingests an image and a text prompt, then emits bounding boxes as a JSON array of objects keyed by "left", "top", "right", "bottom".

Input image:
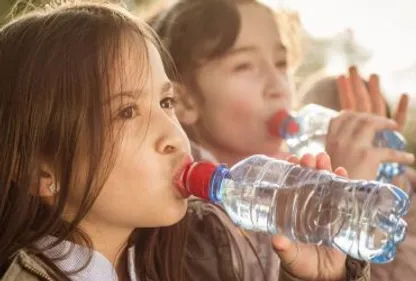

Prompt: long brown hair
[
  {"left": 149, "top": 0, "right": 258, "bottom": 87},
  {"left": 149, "top": 0, "right": 300, "bottom": 88},
  {"left": 0, "top": 2, "right": 188, "bottom": 281}
]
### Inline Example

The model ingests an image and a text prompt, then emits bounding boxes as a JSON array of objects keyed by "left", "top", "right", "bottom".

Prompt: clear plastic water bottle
[
  {"left": 180, "top": 154, "right": 410, "bottom": 263},
  {"left": 268, "top": 104, "right": 407, "bottom": 182}
]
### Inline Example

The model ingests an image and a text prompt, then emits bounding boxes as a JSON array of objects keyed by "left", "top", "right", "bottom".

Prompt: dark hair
[
  {"left": 149, "top": 0, "right": 265, "bottom": 86},
  {"left": 0, "top": 3, "right": 188, "bottom": 281}
]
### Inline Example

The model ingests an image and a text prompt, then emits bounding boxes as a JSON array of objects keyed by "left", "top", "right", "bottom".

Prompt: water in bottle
[
  {"left": 267, "top": 104, "right": 407, "bottom": 182},
  {"left": 179, "top": 154, "right": 410, "bottom": 263}
]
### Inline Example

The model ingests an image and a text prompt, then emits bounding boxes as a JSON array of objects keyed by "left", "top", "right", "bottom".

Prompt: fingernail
[
  {"left": 316, "top": 152, "right": 326, "bottom": 158},
  {"left": 406, "top": 153, "right": 415, "bottom": 162}
]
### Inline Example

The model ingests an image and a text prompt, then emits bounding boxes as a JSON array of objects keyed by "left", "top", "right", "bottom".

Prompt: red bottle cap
[
  {"left": 285, "top": 119, "right": 300, "bottom": 135},
  {"left": 180, "top": 161, "right": 217, "bottom": 200},
  {"left": 267, "top": 110, "right": 299, "bottom": 138},
  {"left": 267, "top": 110, "right": 289, "bottom": 135}
]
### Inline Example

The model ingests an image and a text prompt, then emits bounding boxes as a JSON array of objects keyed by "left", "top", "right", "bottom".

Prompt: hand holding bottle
[
  {"left": 326, "top": 112, "right": 414, "bottom": 181},
  {"left": 272, "top": 152, "right": 350, "bottom": 281}
]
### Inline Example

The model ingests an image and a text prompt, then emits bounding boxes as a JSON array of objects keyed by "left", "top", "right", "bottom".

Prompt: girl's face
[
  {"left": 189, "top": 4, "right": 294, "bottom": 164},
  {"left": 69, "top": 40, "right": 192, "bottom": 236}
]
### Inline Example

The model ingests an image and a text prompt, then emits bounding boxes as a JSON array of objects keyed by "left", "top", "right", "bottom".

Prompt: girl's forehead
[
  {"left": 234, "top": 4, "right": 282, "bottom": 47},
  {"left": 110, "top": 37, "right": 170, "bottom": 100},
  {"left": 110, "top": 36, "right": 152, "bottom": 94}
]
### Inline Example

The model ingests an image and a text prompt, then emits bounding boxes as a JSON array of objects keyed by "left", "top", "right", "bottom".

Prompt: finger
[
  {"left": 345, "top": 114, "right": 398, "bottom": 149},
  {"left": 353, "top": 120, "right": 399, "bottom": 148},
  {"left": 368, "top": 74, "right": 387, "bottom": 116},
  {"left": 349, "top": 66, "right": 372, "bottom": 112},
  {"left": 286, "top": 155, "right": 300, "bottom": 165},
  {"left": 299, "top": 154, "right": 316, "bottom": 169},
  {"left": 393, "top": 94, "right": 409, "bottom": 132},
  {"left": 355, "top": 114, "right": 398, "bottom": 134},
  {"left": 375, "top": 148, "right": 415, "bottom": 165},
  {"left": 337, "top": 75, "right": 355, "bottom": 110},
  {"left": 272, "top": 235, "right": 299, "bottom": 269},
  {"left": 334, "top": 167, "right": 349, "bottom": 178},
  {"left": 336, "top": 112, "right": 364, "bottom": 142},
  {"left": 327, "top": 110, "right": 356, "bottom": 137},
  {"left": 316, "top": 152, "right": 332, "bottom": 171}
]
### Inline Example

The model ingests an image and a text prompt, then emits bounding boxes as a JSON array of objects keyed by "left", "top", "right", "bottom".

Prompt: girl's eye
[
  {"left": 160, "top": 97, "right": 177, "bottom": 109},
  {"left": 276, "top": 60, "right": 288, "bottom": 69},
  {"left": 233, "top": 63, "right": 253, "bottom": 72},
  {"left": 117, "top": 105, "right": 139, "bottom": 120}
]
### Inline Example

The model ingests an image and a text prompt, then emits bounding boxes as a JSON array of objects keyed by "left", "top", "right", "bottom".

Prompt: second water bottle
[{"left": 268, "top": 104, "right": 407, "bottom": 182}]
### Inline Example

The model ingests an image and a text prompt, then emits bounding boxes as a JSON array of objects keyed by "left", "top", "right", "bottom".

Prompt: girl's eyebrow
[
  {"left": 226, "top": 46, "right": 257, "bottom": 57},
  {"left": 104, "top": 91, "right": 139, "bottom": 104},
  {"left": 105, "top": 82, "right": 172, "bottom": 104},
  {"left": 160, "top": 81, "right": 173, "bottom": 94},
  {"left": 225, "top": 43, "right": 287, "bottom": 58}
]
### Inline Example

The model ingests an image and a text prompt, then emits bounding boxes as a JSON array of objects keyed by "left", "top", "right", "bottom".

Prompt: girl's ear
[{"left": 34, "top": 163, "right": 57, "bottom": 197}]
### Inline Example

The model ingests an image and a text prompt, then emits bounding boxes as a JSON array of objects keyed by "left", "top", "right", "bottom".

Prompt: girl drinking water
[
  {"left": 151, "top": 0, "right": 413, "bottom": 280},
  {"left": 0, "top": 2, "right": 370, "bottom": 281},
  {"left": 150, "top": 0, "right": 413, "bottom": 179}
]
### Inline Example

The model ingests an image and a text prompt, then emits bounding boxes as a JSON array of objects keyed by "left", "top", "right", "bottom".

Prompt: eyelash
[
  {"left": 117, "top": 104, "right": 139, "bottom": 120},
  {"left": 115, "top": 95, "right": 177, "bottom": 122},
  {"left": 233, "top": 62, "right": 253, "bottom": 72},
  {"left": 160, "top": 96, "right": 177, "bottom": 109},
  {"left": 276, "top": 61, "right": 288, "bottom": 68}
]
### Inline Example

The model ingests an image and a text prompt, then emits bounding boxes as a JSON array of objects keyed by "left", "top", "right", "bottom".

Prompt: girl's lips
[{"left": 173, "top": 155, "right": 194, "bottom": 198}]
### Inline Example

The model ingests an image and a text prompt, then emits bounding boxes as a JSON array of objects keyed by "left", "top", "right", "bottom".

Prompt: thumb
[
  {"left": 393, "top": 93, "right": 409, "bottom": 132},
  {"left": 272, "top": 235, "right": 299, "bottom": 269}
]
